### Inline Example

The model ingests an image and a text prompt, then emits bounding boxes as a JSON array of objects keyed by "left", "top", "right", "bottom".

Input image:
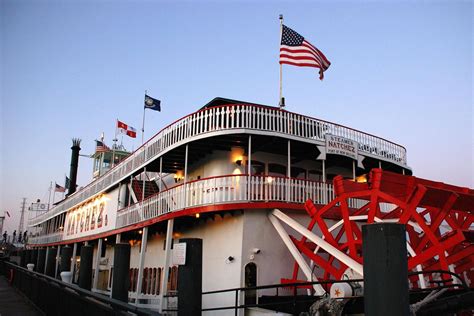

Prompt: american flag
[
  {"left": 280, "top": 25, "right": 331, "bottom": 80},
  {"left": 95, "top": 140, "right": 110, "bottom": 152},
  {"left": 55, "top": 183, "right": 66, "bottom": 193}
]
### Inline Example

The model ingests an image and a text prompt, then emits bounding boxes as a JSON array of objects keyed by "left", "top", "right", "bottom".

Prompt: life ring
[{"left": 8, "top": 268, "right": 14, "bottom": 285}]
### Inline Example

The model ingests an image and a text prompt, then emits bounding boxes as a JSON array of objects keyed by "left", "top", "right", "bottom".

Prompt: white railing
[
  {"left": 30, "top": 175, "right": 373, "bottom": 245},
  {"left": 29, "top": 231, "right": 63, "bottom": 245},
  {"left": 116, "top": 175, "right": 338, "bottom": 229},
  {"left": 29, "top": 104, "right": 407, "bottom": 227}
]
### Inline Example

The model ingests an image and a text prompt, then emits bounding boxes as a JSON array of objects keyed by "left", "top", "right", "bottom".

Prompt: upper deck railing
[{"left": 29, "top": 104, "right": 407, "bottom": 226}]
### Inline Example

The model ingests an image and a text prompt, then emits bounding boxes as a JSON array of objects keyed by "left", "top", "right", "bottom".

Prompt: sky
[{"left": 1, "top": 0, "right": 472, "bottom": 233}]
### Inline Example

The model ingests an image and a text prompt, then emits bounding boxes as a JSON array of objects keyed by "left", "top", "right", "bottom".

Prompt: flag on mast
[
  {"left": 54, "top": 183, "right": 66, "bottom": 193},
  {"left": 95, "top": 140, "right": 110, "bottom": 152},
  {"left": 117, "top": 120, "right": 137, "bottom": 138},
  {"left": 279, "top": 24, "right": 331, "bottom": 80},
  {"left": 144, "top": 94, "right": 161, "bottom": 112}
]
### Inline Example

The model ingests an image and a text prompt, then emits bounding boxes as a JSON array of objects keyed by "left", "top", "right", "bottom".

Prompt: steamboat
[{"left": 23, "top": 97, "right": 473, "bottom": 315}]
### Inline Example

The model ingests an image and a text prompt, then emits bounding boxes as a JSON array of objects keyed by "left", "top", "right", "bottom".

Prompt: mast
[
  {"left": 18, "top": 197, "right": 27, "bottom": 233},
  {"left": 279, "top": 14, "right": 284, "bottom": 108}
]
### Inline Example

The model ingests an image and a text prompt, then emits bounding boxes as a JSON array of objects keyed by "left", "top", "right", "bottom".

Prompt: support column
[
  {"left": 45, "top": 247, "right": 57, "bottom": 277},
  {"left": 135, "top": 227, "right": 148, "bottom": 303},
  {"left": 177, "top": 238, "right": 202, "bottom": 316},
  {"left": 19, "top": 249, "right": 26, "bottom": 267},
  {"left": 111, "top": 243, "right": 131, "bottom": 302},
  {"left": 25, "top": 249, "right": 32, "bottom": 267},
  {"left": 352, "top": 160, "right": 356, "bottom": 180},
  {"left": 70, "top": 243, "right": 77, "bottom": 273},
  {"left": 31, "top": 249, "right": 38, "bottom": 270},
  {"left": 92, "top": 238, "right": 103, "bottom": 290},
  {"left": 322, "top": 160, "right": 326, "bottom": 182},
  {"left": 363, "top": 223, "right": 409, "bottom": 316},
  {"left": 78, "top": 245, "right": 93, "bottom": 290},
  {"left": 183, "top": 144, "right": 189, "bottom": 208},
  {"left": 54, "top": 245, "right": 61, "bottom": 278},
  {"left": 247, "top": 135, "right": 252, "bottom": 201},
  {"left": 287, "top": 140, "right": 291, "bottom": 202},
  {"left": 159, "top": 157, "right": 163, "bottom": 191},
  {"left": 159, "top": 219, "right": 174, "bottom": 313},
  {"left": 37, "top": 248, "right": 46, "bottom": 274},
  {"left": 60, "top": 245, "right": 73, "bottom": 273},
  {"left": 109, "top": 233, "right": 122, "bottom": 298}
]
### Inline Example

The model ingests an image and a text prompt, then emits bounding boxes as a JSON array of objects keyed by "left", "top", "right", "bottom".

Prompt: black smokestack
[{"left": 67, "top": 138, "right": 81, "bottom": 196}]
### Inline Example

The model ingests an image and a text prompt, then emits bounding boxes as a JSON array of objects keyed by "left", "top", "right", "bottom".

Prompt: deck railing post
[
  {"left": 177, "top": 238, "right": 202, "bottom": 316},
  {"left": 36, "top": 247, "right": 46, "bottom": 274},
  {"left": 363, "top": 223, "right": 409, "bottom": 316},
  {"left": 78, "top": 244, "right": 93, "bottom": 290},
  {"left": 111, "top": 243, "right": 131, "bottom": 302}
]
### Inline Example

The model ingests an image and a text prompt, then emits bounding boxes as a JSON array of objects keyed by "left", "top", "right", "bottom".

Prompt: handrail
[
  {"left": 201, "top": 269, "right": 468, "bottom": 314},
  {"left": 30, "top": 175, "right": 343, "bottom": 244},
  {"left": 29, "top": 103, "right": 408, "bottom": 227},
  {"left": 1, "top": 260, "right": 157, "bottom": 315}
]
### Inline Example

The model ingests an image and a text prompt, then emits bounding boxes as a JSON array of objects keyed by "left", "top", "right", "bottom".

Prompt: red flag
[
  {"left": 117, "top": 120, "right": 137, "bottom": 138},
  {"left": 280, "top": 24, "right": 331, "bottom": 80}
]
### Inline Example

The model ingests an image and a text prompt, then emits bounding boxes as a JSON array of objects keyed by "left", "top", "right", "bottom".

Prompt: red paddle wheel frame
[{"left": 282, "top": 169, "right": 474, "bottom": 291}]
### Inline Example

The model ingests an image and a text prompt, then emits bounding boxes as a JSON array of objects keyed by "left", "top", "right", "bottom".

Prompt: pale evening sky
[{"left": 1, "top": 0, "right": 472, "bottom": 232}]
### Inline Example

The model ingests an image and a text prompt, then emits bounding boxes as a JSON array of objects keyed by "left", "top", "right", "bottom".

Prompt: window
[
  {"left": 291, "top": 167, "right": 306, "bottom": 179},
  {"left": 250, "top": 160, "right": 265, "bottom": 175},
  {"left": 268, "top": 163, "right": 286, "bottom": 176}
]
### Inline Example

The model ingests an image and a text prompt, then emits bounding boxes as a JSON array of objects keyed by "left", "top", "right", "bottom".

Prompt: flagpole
[
  {"left": 52, "top": 183, "right": 56, "bottom": 204},
  {"left": 47, "top": 181, "right": 52, "bottom": 210},
  {"left": 141, "top": 90, "right": 147, "bottom": 144},
  {"left": 279, "top": 14, "right": 284, "bottom": 109},
  {"left": 112, "top": 119, "right": 117, "bottom": 167}
]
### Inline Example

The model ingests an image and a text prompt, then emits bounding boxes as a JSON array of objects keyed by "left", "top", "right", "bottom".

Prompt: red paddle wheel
[{"left": 281, "top": 169, "right": 474, "bottom": 292}]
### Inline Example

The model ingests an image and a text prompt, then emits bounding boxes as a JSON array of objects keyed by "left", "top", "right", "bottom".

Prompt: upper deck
[{"left": 28, "top": 100, "right": 408, "bottom": 227}]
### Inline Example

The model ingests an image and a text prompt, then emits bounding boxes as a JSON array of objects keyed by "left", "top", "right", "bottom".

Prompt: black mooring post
[
  {"left": 178, "top": 238, "right": 202, "bottom": 316},
  {"left": 45, "top": 247, "right": 57, "bottom": 277},
  {"left": 25, "top": 249, "right": 32, "bottom": 266},
  {"left": 37, "top": 248, "right": 46, "bottom": 274},
  {"left": 19, "top": 249, "right": 26, "bottom": 267},
  {"left": 31, "top": 249, "right": 38, "bottom": 270},
  {"left": 363, "top": 223, "right": 409, "bottom": 316},
  {"left": 111, "top": 243, "right": 131, "bottom": 302},
  {"left": 78, "top": 245, "right": 93, "bottom": 290},
  {"left": 60, "top": 246, "right": 73, "bottom": 273}
]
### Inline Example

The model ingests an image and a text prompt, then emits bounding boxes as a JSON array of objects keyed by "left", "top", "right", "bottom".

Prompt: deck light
[
  {"left": 195, "top": 213, "right": 200, "bottom": 218},
  {"left": 138, "top": 230, "right": 142, "bottom": 235}
]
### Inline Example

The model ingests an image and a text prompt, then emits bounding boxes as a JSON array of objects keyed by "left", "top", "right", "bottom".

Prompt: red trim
[{"left": 30, "top": 202, "right": 306, "bottom": 247}]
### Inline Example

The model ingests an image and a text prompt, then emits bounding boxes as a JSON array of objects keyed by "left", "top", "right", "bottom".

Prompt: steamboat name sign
[
  {"left": 317, "top": 134, "right": 364, "bottom": 168},
  {"left": 325, "top": 135, "right": 358, "bottom": 160}
]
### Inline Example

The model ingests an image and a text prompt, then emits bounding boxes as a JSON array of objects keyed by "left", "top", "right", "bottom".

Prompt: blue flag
[{"left": 144, "top": 94, "right": 161, "bottom": 112}]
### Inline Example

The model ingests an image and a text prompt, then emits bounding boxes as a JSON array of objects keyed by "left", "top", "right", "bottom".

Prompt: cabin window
[
  {"left": 244, "top": 262, "right": 257, "bottom": 305},
  {"left": 250, "top": 160, "right": 265, "bottom": 175},
  {"left": 168, "top": 266, "right": 178, "bottom": 292},
  {"left": 268, "top": 163, "right": 286, "bottom": 177},
  {"left": 156, "top": 268, "right": 162, "bottom": 294},
  {"left": 291, "top": 167, "right": 306, "bottom": 179},
  {"left": 101, "top": 241, "right": 106, "bottom": 257},
  {"left": 308, "top": 170, "right": 323, "bottom": 181}
]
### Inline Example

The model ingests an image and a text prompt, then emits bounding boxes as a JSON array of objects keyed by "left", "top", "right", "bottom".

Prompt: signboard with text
[
  {"left": 325, "top": 135, "right": 358, "bottom": 160},
  {"left": 172, "top": 243, "right": 187, "bottom": 265}
]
